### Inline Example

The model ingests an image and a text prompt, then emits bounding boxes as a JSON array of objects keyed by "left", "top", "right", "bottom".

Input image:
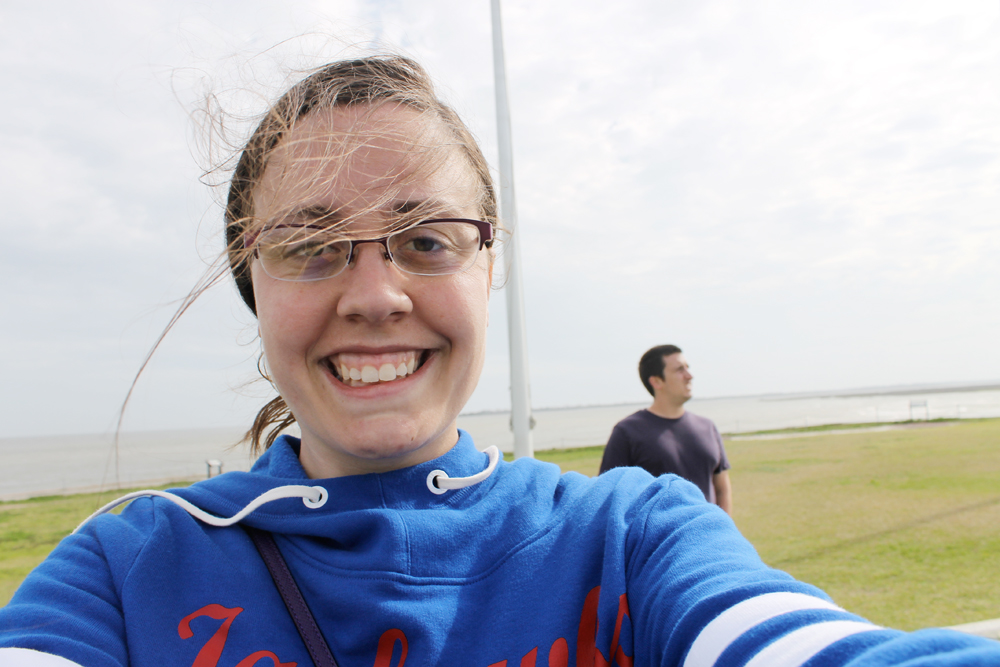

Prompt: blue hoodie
[{"left": 1, "top": 431, "right": 998, "bottom": 666}]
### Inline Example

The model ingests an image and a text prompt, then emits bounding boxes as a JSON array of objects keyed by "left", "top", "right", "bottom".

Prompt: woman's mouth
[{"left": 324, "top": 350, "right": 426, "bottom": 387}]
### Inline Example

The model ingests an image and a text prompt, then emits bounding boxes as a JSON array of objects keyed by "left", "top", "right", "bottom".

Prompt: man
[{"left": 600, "top": 344, "right": 732, "bottom": 513}]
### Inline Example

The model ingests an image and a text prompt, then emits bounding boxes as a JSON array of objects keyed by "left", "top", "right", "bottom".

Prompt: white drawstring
[
  {"left": 72, "top": 485, "right": 328, "bottom": 534},
  {"left": 426, "top": 446, "right": 500, "bottom": 495},
  {"left": 73, "top": 446, "right": 500, "bottom": 532}
]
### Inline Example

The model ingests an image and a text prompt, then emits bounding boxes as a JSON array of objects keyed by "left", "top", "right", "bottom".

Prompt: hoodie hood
[
  {"left": 72, "top": 429, "right": 573, "bottom": 579},
  {"left": 91, "top": 429, "right": 532, "bottom": 578}
]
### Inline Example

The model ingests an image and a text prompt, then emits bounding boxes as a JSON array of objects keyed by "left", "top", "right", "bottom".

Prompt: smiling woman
[
  {"left": 222, "top": 58, "right": 499, "bottom": 474},
  {"left": 245, "top": 102, "right": 493, "bottom": 478},
  {"left": 2, "top": 55, "right": 999, "bottom": 667}
]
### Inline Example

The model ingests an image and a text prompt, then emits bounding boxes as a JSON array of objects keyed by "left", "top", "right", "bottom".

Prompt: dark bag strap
[{"left": 243, "top": 525, "right": 340, "bottom": 667}]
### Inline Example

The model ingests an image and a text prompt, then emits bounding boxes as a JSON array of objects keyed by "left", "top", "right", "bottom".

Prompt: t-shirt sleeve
[
  {"left": 0, "top": 500, "right": 156, "bottom": 667},
  {"left": 599, "top": 424, "right": 633, "bottom": 474},
  {"left": 712, "top": 421, "right": 730, "bottom": 473}
]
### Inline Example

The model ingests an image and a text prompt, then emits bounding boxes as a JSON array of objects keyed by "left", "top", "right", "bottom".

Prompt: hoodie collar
[{"left": 177, "top": 429, "right": 497, "bottom": 520}]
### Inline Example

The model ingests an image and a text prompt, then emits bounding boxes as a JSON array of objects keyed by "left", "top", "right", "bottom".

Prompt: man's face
[{"left": 652, "top": 353, "right": 693, "bottom": 403}]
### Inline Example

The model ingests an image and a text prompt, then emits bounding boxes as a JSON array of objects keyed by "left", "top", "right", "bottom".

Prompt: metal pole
[{"left": 491, "top": 0, "right": 534, "bottom": 459}]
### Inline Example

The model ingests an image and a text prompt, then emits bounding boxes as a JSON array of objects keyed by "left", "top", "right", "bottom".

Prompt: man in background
[{"left": 600, "top": 344, "right": 732, "bottom": 514}]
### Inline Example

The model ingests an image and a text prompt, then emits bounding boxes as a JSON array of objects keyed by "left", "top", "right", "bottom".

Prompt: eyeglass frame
[{"left": 243, "top": 218, "right": 494, "bottom": 281}]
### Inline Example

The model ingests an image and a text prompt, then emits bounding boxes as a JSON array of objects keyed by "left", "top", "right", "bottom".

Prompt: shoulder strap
[{"left": 243, "top": 525, "right": 340, "bottom": 667}]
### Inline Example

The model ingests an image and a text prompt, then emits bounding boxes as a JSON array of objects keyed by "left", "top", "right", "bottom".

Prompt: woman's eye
[
  {"left": 286, "top": 240, "right": 333, "bottom": 257},
  {"left": 259, "top": 227, "right": 346, "bottom": 261},
  {"left": 404, "top": 234, "right": 447, "bottom": 253},
  {"left": 394, "top": 225, "right": 464, "bottom": 254}
]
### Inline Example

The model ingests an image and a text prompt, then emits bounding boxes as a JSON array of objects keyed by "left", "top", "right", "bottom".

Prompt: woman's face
[{"left": 250, "top": 104, "right": 491, "bottom": 478}]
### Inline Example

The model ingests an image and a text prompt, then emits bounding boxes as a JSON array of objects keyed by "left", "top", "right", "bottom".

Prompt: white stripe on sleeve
[
  {"left": 0, "top": 648, "right": 86, "bottom": 666},
  {"left": 684, "top": 592, "right": 845, "bottom": 667},
  {"left": 744, "top": 620, "right": 882, "bottom": 667}
]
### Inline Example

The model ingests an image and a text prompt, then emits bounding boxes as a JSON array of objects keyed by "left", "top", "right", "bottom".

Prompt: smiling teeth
[{"left": 333, "top": 351, "right": 420, "bottom": 386}]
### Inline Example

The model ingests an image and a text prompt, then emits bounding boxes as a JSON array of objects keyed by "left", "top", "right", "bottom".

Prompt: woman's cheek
[
  {"left": 440, "top": 280, "right": 490, "bottom": 344},
  {"left": 254, "top": 284, "right": 324, "bottom": 398},
  {"left": 257, "top": 278, "right": 331, "bottom": 346}
]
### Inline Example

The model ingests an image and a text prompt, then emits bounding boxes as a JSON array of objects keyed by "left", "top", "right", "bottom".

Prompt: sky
[{"left": 0, "top": 0, "right": 997, "bottom": 437}]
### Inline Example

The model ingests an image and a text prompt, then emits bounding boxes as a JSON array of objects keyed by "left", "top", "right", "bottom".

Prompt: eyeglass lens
[{"left": 255, "top": 220, "right": 485, "bottom": 281}]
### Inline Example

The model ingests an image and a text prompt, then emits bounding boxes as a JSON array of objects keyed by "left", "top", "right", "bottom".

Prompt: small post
[
  {"left": 909, "top": 399, "right": 928, "bottom": 421},
  {"left": 206, "top": 459, "right": 223, "bottom": 478}
]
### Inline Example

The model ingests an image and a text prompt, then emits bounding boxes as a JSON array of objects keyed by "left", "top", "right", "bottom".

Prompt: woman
[{"left": 1, "top": 56, "right": 997, "bottom": 667}]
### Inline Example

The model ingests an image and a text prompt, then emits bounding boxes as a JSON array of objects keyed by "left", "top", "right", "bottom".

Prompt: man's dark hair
[{"left": 638, "top": 344, "right": 683, "bottom": 396}]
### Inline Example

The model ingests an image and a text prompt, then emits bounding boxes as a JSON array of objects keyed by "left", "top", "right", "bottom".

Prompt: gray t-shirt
[{"left": 599, "top": 409, "right": 730, "bottom": 503}]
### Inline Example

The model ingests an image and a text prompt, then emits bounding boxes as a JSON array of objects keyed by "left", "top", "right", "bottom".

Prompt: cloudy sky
[{"left": 1, "top": 0, "right": 997, "bottom": 437}]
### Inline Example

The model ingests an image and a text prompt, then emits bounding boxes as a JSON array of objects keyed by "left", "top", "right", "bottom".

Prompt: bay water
[{"left": 3, "top": 384, "right": 998, "bottom": 500}]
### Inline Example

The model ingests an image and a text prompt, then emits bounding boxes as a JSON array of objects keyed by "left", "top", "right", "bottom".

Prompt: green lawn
[
  {"left": 727, "top": 419, "right": 1000, "bottom": 630},
  {"left": 5, "top": 420, "right": 1000, "bottom": 630}
]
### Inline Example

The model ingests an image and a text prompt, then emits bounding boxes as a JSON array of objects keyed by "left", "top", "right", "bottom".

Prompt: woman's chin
[
  {"left": 350, "top": 437, "right": 428, "bottom": 461},
  {"left": 298, "top": 422, "right": 458, "bottom": 477}
]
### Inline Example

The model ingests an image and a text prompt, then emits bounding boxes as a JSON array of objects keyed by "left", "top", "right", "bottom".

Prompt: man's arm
[{"left": 713, "top": 470, "right": 732, "bottom": 514}]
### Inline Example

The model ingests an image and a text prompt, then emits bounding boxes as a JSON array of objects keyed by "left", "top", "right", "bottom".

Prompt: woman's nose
[{"left": 335, "top": 242, "right": 413, "bottom": 322}]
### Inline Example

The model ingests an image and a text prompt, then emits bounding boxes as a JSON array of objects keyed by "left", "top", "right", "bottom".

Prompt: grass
[
  {"left": 727, "top": 418, "right": 1000, "bottom": 630},
  {"left": 505, "top": 444, "right": 606, "bottom": 477},
  {"left": 4, "top": 420, "right": 1000, "bottom": 630},
  {"left": 727, "top": 418, "right": 958, "bottom": 437}
]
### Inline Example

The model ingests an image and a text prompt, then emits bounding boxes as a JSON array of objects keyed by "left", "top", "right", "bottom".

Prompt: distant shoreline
[
  {"left": 4, "top": 381, "right": 1000, "bottom": 440},
  {"left": 723, "top": 418, "right": 970, "bottom": 440},
  {"left": 459, "top": 379, "right": 1000, "bottom": 416}
]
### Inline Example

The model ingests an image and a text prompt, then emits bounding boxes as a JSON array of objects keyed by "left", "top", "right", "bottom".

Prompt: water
[
  {"left": 460, "top": 386, "right": 1000, "bottom": 453},
  {"left": 0, "top": 428, "right": 252, "bottom": 500},
  {"left": 3, "top": 385, "right": 999, "bottom": 500}
]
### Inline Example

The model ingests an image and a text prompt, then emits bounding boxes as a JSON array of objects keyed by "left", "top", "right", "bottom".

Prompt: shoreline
[
  {"left": 5, "top": 417, "right": 997, "bottom": 502},
  {"left": 4, "top": 385, "right": 999, "bottom": 500}
]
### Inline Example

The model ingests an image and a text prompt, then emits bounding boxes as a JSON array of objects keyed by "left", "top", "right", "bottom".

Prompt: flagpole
[{"left": 491, "top": 0, "right": 534, "bottom": 459}]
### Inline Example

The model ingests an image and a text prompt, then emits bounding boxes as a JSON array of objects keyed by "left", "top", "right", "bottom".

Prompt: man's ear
[{"left": 648, "top": 375, "right": 665, "bottom": 391}]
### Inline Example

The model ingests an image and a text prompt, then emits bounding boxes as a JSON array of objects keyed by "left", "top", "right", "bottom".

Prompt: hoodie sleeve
[
  {"left": 0, "top": 499, "right": 157, "bottom": 667},
  {"left": 611, "top": 472, "right": 1000, "bottom": 666}
]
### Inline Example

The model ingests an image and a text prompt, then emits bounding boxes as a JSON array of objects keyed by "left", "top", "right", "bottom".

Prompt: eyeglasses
[{"left": 245, "top": 218, "right": 493, "bottom": 282}]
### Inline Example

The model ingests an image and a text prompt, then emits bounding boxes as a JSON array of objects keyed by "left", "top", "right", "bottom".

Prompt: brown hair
[{"left": 225, "top": 55, "right": 498, "bottom": 454}]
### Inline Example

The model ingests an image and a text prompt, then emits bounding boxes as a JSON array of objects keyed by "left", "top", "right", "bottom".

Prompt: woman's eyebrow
[
  {"left": 277, "top": 200, "right": 463, "bottom": 225},
  {"left": 392, "top": 199, "right": 462, "bottom": 216},
  {"left": 283, "top": 205, "right": 344, "bottom": 223},
  {"left": 392, "top": 200, "right": 429, "bottom": 215}
]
